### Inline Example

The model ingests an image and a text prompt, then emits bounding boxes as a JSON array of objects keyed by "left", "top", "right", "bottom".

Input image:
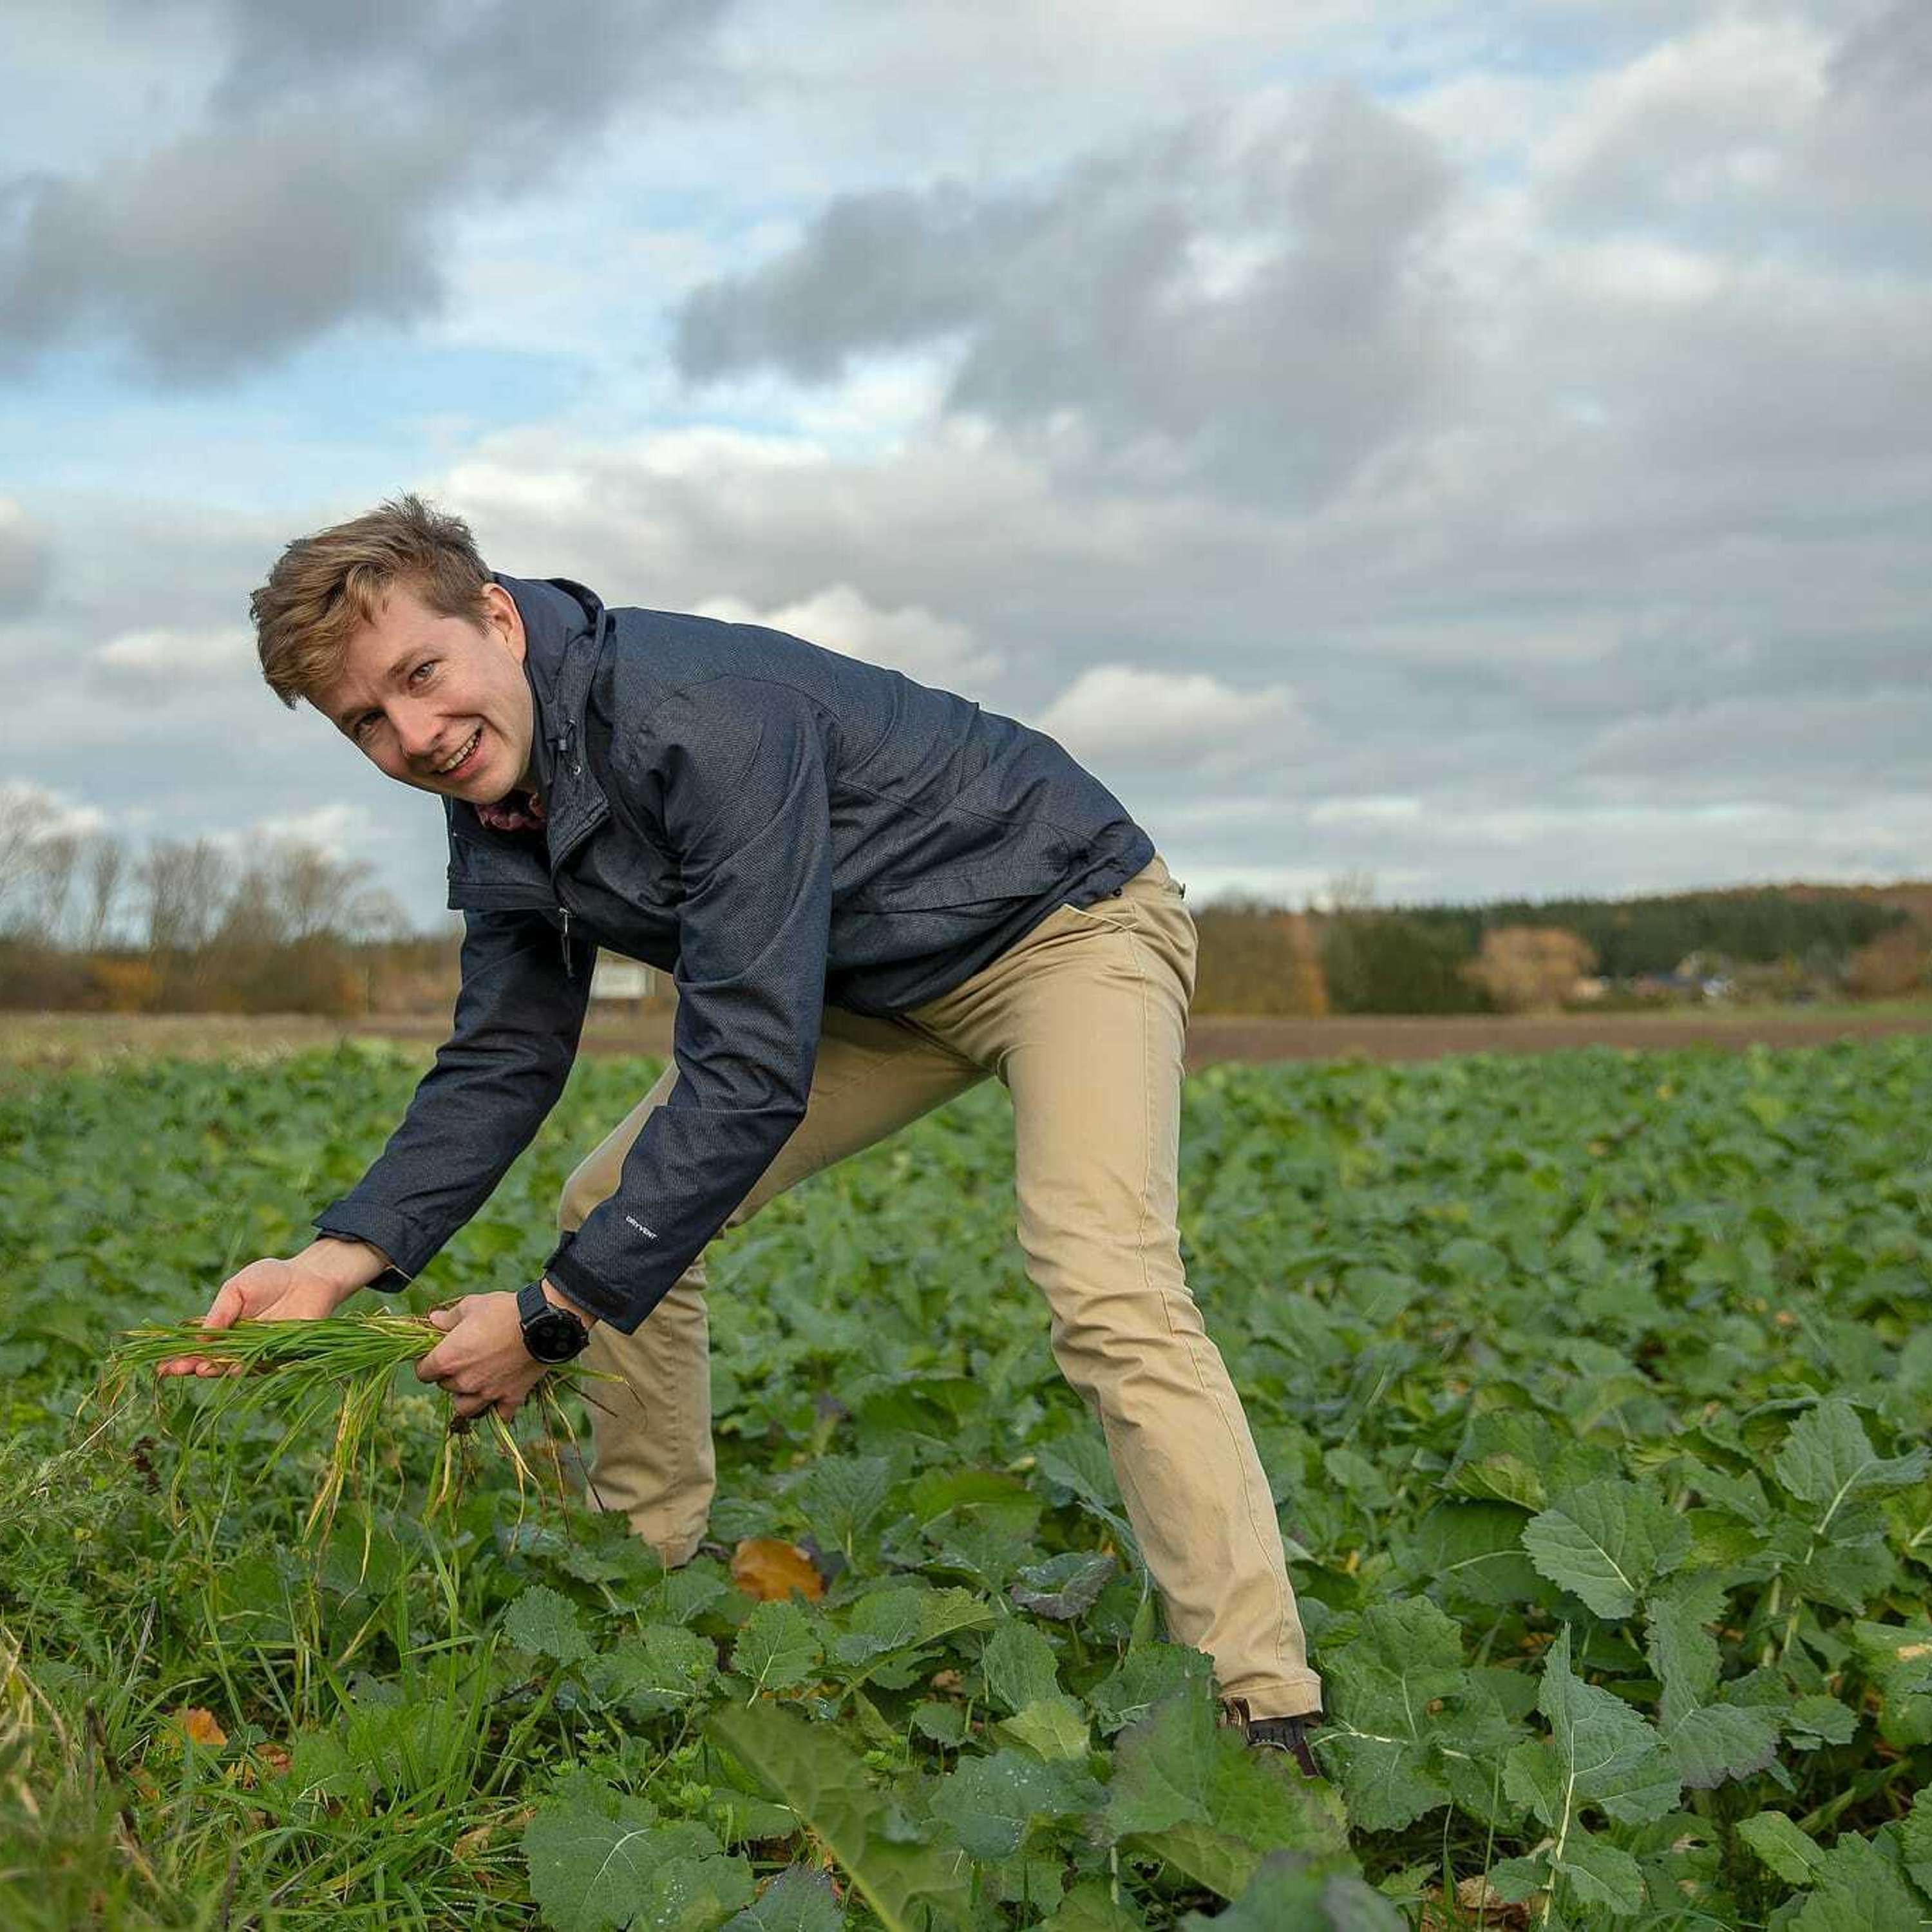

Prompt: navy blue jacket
[{"left": 314, "top": 574, "right": 1152, "bottom": 1331}]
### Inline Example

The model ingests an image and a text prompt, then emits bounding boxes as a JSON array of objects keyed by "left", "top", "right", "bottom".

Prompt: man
[{"left": 164, "top": 494, "right": 1323, "bottom": 1766}]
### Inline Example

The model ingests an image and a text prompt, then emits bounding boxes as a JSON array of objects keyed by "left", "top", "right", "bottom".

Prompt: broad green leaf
[
  {"left": 910, "top": 1700, "right": 967, "bottom": 1747},
  {"left": 1736, "top": 1810, "right": 1827, "bottom": 1885},
  {"left": 1560, "top": 1831, "right": 1645, "bottom": 1916},
  {"left": 733, "top": 1601, "right": 822, "bottom": 1696},
  {"left": 647, "top": 1567, "right": 734, "bottom": 1626},
  {"left": 1643, "top": 1570, "right": 1729, "bottom": 1723},
  {"left": 1772, "top": 1402, "right": 1928, "bottom": 1522},
  {"left": 907, "top": 1466, "right": 1036, "bottom": 1529},
  {"left": 831, "top": 1587, "right": 925, "bottom": 1664},
  {"left": 1320, "top": 1597, "right": 1465, "bottom": 1831},
  {"left": 1034, "top": 1432, "right": 1122, "bottom": 1511},
  {"left": 708, "top": 1703, "right": 972, "bottom": 1932},
  {"left": 790, "top": 1453, "right": 898, "bottom": 1553},
  {"left": 1039, "top": 1879, "right": 1148, "bottom": 1931},
  {"left": 1000, "top": 1695, "right": 1090, "bottom": 1761},
  {"left": 589, "top": 1624, "right": 717, "bottom": 1714},
  {"left": 1104, "top": 1691, "right": 1214, "bottom": 1836},
  {"left": 723, "top": 1867, "right": 844, "bottom": 1931},
  {"left": 917, "top": 1587, "right": 998, "bottom": 1645},
  {"left": 928, "top": 1747, "right": 1101, "bottom": 1860},
  {"left": 1792, "top": 1835, "right": 1924, "bottom": 1931},
  {"left": 1179, "top": 1850, "right": 1405, "bottom": 1930},
  {"left": 1664, "top": 1702, "right": 1781, "bottom": 1790},
  {"left": 1530, "top": 1628, "right": 1678, "bottom": 1829},
  {"left": 1902, "top": 1785, "right": 1932, "bottom": 1898},
  {"left": 829, "top": 1584, "right": 989, "bottom": 1682},
  {"left": 1108, "top": 1692, "right": 1350, "bottom": 1900},
  {"left": 1034, "top": 1433, "right": 1137, "bottom": 1551},
  {"left": 1784, "top": 1694, "right": 1858, "bottom": 1748},
  {"left": 1408, "top": 1501, "right": 1542, "bottom": 1607},
  {"left": 1684, "top": 1459, "right": 1772, "bottom": 1528},
  {"left": 1086, "top": 1643, "right": 1215, "bottom": 1734},
  {"left": 1849, "top": 1620, "right": 1932, "bottom": 1748},
  {"left": 648, "top": 1850, "right": 761, "bottom": 1932},
  {"left": 980, "top": 1620, "right": 1061, "bottom": 1714},
  {"left": 504, "top": 1584, "right": 591, "bottom": 1665},
  {"left": 523, "top": 1774, "right": 753, "bottom": 1932},
  {"left": 1010, "top": 1551, "right": 1117, "bottom": 1620},
  {"left": 1522, "top": 1479, "right": 1690, "bottom": 1619}
]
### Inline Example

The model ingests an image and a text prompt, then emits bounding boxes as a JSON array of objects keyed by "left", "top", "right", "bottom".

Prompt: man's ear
[{"left": 482, "top": 582, "right": 527, "bottom": 663}]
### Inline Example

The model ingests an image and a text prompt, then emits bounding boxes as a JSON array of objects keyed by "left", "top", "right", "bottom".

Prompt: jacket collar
[{"left": 445, "top": 573, "right": 612, "bottom": 878}]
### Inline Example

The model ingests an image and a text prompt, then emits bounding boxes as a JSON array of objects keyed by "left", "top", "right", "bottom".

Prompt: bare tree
[
  {"left": 217, "top": 838, "right": 400, "bottom": 947},
  {"left": 82, "top": 836, "right": 126, "bottom": 950},
  {"left": 0, "top": 786, "right": 41, "bottom": 933},
  {"left": 28, "top": 831, "right": 81, "bottom": 943},
  {"left": 0, "top": 789, "right": 88, "bottom": 942},
  {"left": 1321, "top": 870, "right": 1378, "bottom": 915},
  {"left": 142, "top": 839, "right": 230, "bottom": 955}
]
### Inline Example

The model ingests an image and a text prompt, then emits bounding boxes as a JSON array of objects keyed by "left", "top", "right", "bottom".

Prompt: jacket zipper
[{"left": 549, "top": 721, "right": 608, "bottom": 980}]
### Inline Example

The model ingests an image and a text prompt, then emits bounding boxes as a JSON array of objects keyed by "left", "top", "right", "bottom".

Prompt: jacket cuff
[
  {"left": 312, "top": 1204, "right": 427, "bottom": 1293},
  {"left": 544, "top": 1238, "right": 664, "bottom": 1334}
]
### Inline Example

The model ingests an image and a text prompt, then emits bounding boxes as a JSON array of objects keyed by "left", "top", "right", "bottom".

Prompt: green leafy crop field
[{"left": 4, "top": 1037, "right": 1931, "bottom": 1929}]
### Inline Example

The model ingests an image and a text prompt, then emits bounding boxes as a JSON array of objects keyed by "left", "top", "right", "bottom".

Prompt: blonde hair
[{"left": 251, "top": 494, "right": 492, "bottom": 709}]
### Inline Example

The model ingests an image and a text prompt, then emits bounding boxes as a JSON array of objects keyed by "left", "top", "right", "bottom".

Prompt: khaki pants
[{"left": 557, "top": 855, "right": 1321, "bottom": 1720}]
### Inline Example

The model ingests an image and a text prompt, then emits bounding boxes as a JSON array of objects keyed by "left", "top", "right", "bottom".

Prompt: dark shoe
[
  {"left": 1245, "top": 1714, "right": 1322, "bottom": 1777},
  {"left": 1222, "top": 1696, "right": 1323, "bottom": 1777}
]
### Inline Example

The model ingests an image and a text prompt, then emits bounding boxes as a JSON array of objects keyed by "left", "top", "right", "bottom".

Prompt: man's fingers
[
  {"left": 202, "top": 1286, "right": 244, "bottom": 1331},
  {"left": 424, "top": 1306, "right": 460, "bottom": 1333}
]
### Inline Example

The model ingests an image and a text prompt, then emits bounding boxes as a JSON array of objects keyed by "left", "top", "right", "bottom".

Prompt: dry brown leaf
[
  {"left": 730, "top": 1537, "right": 825, "bottom": 1604},
  {"left": 1460, "top": 1872, "right": 1537, "bottom": 1924},
  {"left": 176, "top": 1707, "right": 226, "bottom": 1748}
]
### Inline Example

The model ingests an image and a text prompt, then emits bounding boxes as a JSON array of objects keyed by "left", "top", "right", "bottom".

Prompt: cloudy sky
[{"left": 3, "top": 0, "right": 1928, "bottom": 916}]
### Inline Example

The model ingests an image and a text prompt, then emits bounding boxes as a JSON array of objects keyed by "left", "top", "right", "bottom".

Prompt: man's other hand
[
  {"left": 415, "top": 1291, "right": 551, "bottom": 1421},
  {"left": 156, "top": 1242, "right": 380, "bottom": 1377}
]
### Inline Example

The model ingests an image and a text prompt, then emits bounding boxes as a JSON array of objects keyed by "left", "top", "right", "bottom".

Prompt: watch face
[{"left": 524, "top": 1307, "right": 585, "bottom": 1363}]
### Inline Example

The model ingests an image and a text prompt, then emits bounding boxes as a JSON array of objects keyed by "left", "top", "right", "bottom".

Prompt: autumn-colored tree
[
  {"left": 1845, "top": 923, "right": 1931, "bottom": 999},
  {"left": 1464, "top": 925, "right": 1597, "bottom": 1013}
]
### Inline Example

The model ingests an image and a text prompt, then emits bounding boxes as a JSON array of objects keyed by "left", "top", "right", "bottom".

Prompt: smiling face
[{"left": 316, "top": 580, "right": 536, "bottom": 803}]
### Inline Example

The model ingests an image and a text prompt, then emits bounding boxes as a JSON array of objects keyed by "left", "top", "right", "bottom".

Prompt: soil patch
[{"left": 8, "top": 1003, "right": 1932, "bottom": 1074}]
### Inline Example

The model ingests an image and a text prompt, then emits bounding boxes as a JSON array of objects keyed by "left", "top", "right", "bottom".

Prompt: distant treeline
[
  {"left": 1188, "top": 886, "right": 1926, "bottom": 1016},
  {"left": 1398, "top": 889, "right": 1904, "bottom": 980},
  {"left": 2, "top": 781, "right": 1926, "bottom": 1018}
]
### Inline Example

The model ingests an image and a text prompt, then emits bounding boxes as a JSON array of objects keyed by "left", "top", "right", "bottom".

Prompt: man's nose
[{"left": 393, "top": 704, "right": 439, "bottom": 761}]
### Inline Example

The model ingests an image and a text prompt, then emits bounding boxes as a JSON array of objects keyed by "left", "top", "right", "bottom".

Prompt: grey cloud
[
  {"left": 673, "top": 85, "right": 1461, "bottom": 505},
  {"left": 0, "top": 506, "right": 51, "bottom": 620},
  {"left": 1830, "top": 0, "right": 1932, "bottom": 101},
  {"left": 1, "top": 0, "right": 732, "bottom": 381},
  {"left": 675, "top": 185, "right": 1043, "bottom": 384},
  {"left": 1540, "top": 3, "right": 1932, "bottom": 256}
]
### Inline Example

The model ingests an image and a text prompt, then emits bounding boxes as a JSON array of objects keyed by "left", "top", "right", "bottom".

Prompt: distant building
[{"left": 589, "top": 954, "right": 659, "bottom": 1003}]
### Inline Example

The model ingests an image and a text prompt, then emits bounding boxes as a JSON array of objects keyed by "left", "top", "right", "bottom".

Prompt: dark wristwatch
[{"left": 516, "top": 1281, "right": 592, "bottom": 1364}]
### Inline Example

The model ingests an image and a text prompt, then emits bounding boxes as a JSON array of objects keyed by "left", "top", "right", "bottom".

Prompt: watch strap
[{"left": 516, "top": 1280, "right": 588, "bottom": 1360}]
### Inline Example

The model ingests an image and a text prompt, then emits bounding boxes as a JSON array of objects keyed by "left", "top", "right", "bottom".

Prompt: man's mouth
[{"left": 431, "top": 726, "right": 483, "bottom": 779}]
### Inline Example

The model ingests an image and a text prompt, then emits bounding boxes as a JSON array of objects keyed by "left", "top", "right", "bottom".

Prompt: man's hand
[
  {"left": 157, "top": 1241, "right": 383, "bottom": 1377},
  {"left": 415, "top": 1286, "right": 580, "bottom": 1421}
]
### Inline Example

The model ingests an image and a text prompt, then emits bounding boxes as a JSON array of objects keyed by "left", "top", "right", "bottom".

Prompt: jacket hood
[
  {"left": 442, "top": 573, "right": 612, "bottom": 875},
  {"left": 494, "top": 572, "right": 606, "bottom": 794}
]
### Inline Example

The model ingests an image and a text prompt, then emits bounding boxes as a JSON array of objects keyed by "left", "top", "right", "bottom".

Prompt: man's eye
[
  {"left": 408, "top": 660, "right": 436, "bottom": 687},
  {"left": 354, "top": 714, "right": 379, "bottom": 741}
]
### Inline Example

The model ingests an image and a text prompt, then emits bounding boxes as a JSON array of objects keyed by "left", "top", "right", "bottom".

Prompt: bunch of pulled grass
[{"left": 95, "top": 1312, "right": 601, "bottom": 1548}]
